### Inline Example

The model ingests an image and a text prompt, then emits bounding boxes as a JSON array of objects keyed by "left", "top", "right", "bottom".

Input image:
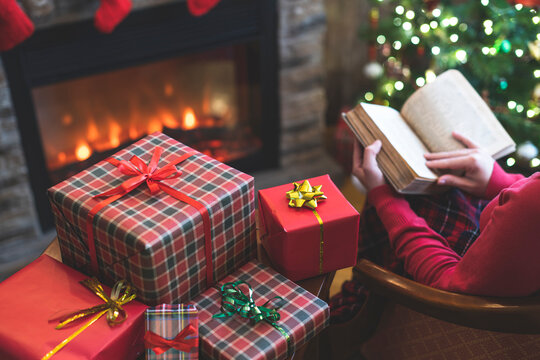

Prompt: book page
[
  {"left": 360, "top": 103, "right": 436, "bottom": 179},
  {"left": 401, "top": 70, "right": 515, "bottom": 157}
]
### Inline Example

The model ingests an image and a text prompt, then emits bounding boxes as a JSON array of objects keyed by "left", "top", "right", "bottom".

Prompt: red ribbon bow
[
  {"left": 144, "top": 324, "right": 199, "bottom": 355},
  {"left": 85, "top": 146, "right": 214, "bottom": 286}
]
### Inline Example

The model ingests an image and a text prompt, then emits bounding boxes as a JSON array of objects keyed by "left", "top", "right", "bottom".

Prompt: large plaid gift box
[
  {"left": 48, "top": 132, "right": 256, "bottom": 305},
  {"left": 192, "top": 260, "right": 329, "bottom": 360},
  {"left": 258, "top": 174, "right": 359, "bottom": 281},
  {"left": 145, "top": 304, "right": 199, "bottom": 359},
  {"left": 0, "top": 255, "right": 147, "bottom": 359}
]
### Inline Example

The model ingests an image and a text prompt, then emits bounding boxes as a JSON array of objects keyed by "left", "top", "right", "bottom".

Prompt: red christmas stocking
[
  {"left": 187, "top": 0, "right": 221, "bottom": 16},
  {"left": 0, "top": 0, "right": 34, "bottom": 51},
  {"left": 94, "top": 0, "right": 132, "bottom": 33}
]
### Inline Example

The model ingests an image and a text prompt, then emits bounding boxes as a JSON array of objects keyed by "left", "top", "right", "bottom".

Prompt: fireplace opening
[{"left": 32, "top": 43, "right": 263, "bottom": 184}]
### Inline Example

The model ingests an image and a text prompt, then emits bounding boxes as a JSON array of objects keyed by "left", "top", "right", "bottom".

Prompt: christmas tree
[{"left": 361, "top": 0, "right": 540, "bottom": 174}]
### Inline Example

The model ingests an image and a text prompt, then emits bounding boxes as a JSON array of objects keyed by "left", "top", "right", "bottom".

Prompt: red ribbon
[
  {"left": 144, "top": 324, "right": 199, "bottom": 355},
  {"left": 85, "top": 147, "right": 214, "bottom": 286}
]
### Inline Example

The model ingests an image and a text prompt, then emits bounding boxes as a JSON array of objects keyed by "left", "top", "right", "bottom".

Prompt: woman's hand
[
  {"left": 424, "top": 132, "right": 494, "bottom": 197},
  {"left": 352, "top": 139, "right": 386, "bottom": 191}
]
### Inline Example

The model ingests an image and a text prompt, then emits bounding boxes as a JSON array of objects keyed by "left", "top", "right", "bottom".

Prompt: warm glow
[
  {"left": 148, "top": 118, "right": 163, "bottom": 134},
  {"left": 58, "top": 152, "right": 67, "bottom": 164},
  {"left": 164, "top": 83, "right": 174, "bottom": 97},
  {"left": 182, "top": 108, "right": 197, "bottom": 130},
  {"left": 62, "top": 114, "right": 73, "bottom": 126},
  {"left": 87, "top": 119, "right": 99, "bottom": 142},
  {"left": 160, "top": 110, "right": 179, "bottom": 128},
  {"left": 109, "top": 120, "right": 122, "bottom": 148},
  {"left": 129, "top": 125, "right": 138, "bottom": 140},
  {"left": 75, "top": 142, "right": 92, "bottom": 161}
]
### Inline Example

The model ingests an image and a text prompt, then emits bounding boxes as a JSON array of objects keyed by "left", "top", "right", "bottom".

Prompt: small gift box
[
  {"left": 48, "top": 132, "right": 256, "bottom": 305},
  {"left": 0, "top": 255, "right": 147, "bottom": 359},
  {"left": 145, "top": 304, "right": 199, "bottom": 359},
  {"left": 258, "top": 174, "right": 360, "bottom": 281},
  {"left": 193, "top": 260, "right": 329, "bottom": 360}
]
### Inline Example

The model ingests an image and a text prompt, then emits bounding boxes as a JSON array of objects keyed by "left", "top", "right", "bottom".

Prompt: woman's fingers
[
  {"left": 438, "top": 174, "right": 476, "bottom": 191},
  {"left": 363, "top": 140, "right": 382, "bottom": 170},
  {"left": 425, "top": 154, "right": 474, "bottom": 170},
  {"left": 424, "top": 148, "right": 476, "bottom": 160},
  {"left": 452, "top": 131, "right": 478, "bottom": 149}
]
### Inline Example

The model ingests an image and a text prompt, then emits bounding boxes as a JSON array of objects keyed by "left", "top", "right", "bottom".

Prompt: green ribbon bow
[{"left": 213, "top": 280, "right": 292, "bottom": 356}]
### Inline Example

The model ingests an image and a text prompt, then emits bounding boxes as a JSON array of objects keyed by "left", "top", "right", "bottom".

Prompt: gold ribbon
[
  {"left": 42, "top": 278, "right": 137, "bottom": 360},
  {"left": 286, "top": 180, "right": 327, "bottom": 274}
]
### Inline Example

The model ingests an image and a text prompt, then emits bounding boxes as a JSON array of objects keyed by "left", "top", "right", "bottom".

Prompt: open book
[{"left": 342, "top": 69, "right": 515, "bottom": 194}]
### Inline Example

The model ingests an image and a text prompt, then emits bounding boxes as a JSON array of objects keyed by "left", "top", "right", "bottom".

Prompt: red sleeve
[
  {"left": 484, "top": 162, "right": 524, "bottom": 199},
  {"left": 368, "top": 175, "right": 540, "bottom": 297},
  {"left": 367, "top": 185, "right": 462, "bottom": 286}
]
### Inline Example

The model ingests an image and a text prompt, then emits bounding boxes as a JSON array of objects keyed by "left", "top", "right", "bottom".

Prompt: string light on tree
[{"left": 361, "top": 0, "right": 540, "bottom": 172}]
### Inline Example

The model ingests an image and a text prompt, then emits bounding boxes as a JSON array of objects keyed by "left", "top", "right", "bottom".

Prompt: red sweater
[{"left": 368, "top": 163, "right": 540, "bottom": 296}]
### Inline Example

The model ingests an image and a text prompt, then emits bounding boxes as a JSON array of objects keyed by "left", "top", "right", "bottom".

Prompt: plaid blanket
[{"left": 330, "top": 188, "right": 489, "bottom": 324}]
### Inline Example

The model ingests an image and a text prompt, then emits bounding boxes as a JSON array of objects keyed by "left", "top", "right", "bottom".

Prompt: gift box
[
  {"left": 48, "top": 132, "right": 256, "bottom": 305},
  {"left": 0, "top": 254, "right": 147, "bottom": 360},
  {"left": 193, "top": 260, "right": 329, "bottom": 360},
  {"left": 258, "top": 174, "right": 360, "bottom": 281},
  {"left": 145, "top": 304, "right": 199, "bottom": 359}
]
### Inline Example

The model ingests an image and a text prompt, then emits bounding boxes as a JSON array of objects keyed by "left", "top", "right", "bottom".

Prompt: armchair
[{"left": 326, "top": 259, "right": 540, "bottom": 359}]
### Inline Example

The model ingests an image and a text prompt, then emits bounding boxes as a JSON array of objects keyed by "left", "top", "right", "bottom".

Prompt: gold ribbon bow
[
  {"left": 286, "top": 180, "right": 327, "bottom": 210},
  {"left": 42, "top": 278, "right": 137, "bottom": 360},
  {"left": 286, "top": 180, "right": 327, "bottom": 274}
]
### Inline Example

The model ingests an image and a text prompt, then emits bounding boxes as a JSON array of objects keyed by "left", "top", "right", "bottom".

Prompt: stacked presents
[{"left": 0, "top": 132, "right": 359, "bottom": 359}]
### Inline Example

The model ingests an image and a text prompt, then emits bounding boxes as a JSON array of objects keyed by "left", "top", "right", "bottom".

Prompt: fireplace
[
  {"left": 2, "top": 0, "right": 279, "bottom": 231},
  {"left": 33, "top": 43, "right": 264, "bottom": 185}
]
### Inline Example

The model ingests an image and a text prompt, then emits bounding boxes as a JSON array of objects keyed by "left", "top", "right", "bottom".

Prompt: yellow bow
[
  {"left": 42, "top": 278, "right": 136, "bottom": 360},
  {"left": 286, "top": 180, "right": 327, "bottom": 210}
]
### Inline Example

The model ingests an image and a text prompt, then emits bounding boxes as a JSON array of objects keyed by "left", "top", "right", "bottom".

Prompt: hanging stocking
[
  {"left": 0, "top": 0, "right": 34, "bottom": 51},
  {"left": 94, "top": 0, "right": 132, "bottom": 33},
  {"left": 187, "top": 0, "right": 221, "bottom": 16}
]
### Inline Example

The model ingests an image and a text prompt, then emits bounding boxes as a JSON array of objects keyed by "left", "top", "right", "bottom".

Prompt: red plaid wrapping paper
[
  {"left": 145, "top": 304, "right": 199, "bottom": 360},
  {"left": 48, "top": 132, "right": 256, "bottom": 305},
  {"left": 192, "top": 260, "right": 329, "bottom": 360}
]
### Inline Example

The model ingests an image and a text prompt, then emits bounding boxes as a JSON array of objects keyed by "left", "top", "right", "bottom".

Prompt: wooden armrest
[{"left": 355, "top": 259, "right": 540, "bottom": 334}]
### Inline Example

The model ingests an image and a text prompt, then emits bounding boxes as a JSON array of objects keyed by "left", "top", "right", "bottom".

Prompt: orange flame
[
  {"left": 129, "top": 125, "right": 138, "bottom": 140},
  {"left": 160, "top": 110, "right": 179, "bottom": 128},
  {"left": 182, "top": 108, "right": 197, "bottom": 130},
  {"left": 75, "top": 142, "right": 92, "bottom": 161},
  {"left": 109, "top": 120, "right": 122, "bottom": 148},
  {"left": 58, "top": 152, "right": 67, "bottom": 164},
  {"left": 87, "top": 118, "right": 99, "bottom": 142},
  {"left": 148, "top": 117, "right": 163, "bottom": 134},
  {"left": 62, "top": 114, "right": 73, "bottom": 126}
]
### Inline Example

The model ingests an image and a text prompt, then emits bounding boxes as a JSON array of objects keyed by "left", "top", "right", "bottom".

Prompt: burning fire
[
  {"left": 182, "top": 108, "right": 197, "bottom": 130},
  {"left": 109, "top": 120, "right": 122, "bottom": 148},
  {"left": 87, "top": 118, "right": 99, "bottom": 142},
  {"left": 75, "top": 142, "right": 92, "bottom": 161}
]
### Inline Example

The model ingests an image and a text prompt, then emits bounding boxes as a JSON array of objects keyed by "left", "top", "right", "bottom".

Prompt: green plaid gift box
[
  {"left": 192, "top": 260, "right": 329, "bottom": 360},
  {"left": 145, "top": 304, "right": 199, "bottom": 360},
  {"left": 48, "top": 132, "right": 256, "bottom": 305}
]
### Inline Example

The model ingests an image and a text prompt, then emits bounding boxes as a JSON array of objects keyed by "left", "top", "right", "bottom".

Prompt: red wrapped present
[
  {"left": 145, "top": 304, "right": 199, "bottom": 359},
  {"left": 0, "top": 255, "right": 147, "bottom": 360},
  {"left": 48, "top": 132, "right": 256, "bottom": 305},
  {"left": 258, "top": 174, "right": 360, "bottom": 281},
  {"left": 192, "top": 260, "right": 329, "bottom": 360}
]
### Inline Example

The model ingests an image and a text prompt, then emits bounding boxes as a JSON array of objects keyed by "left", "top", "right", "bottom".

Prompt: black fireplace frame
[{"left": 2, "top": 0, "right": 279, "bottom": 231}]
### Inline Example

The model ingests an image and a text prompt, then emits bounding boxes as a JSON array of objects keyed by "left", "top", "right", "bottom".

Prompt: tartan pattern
[
  {"left": 192, "top": 260, "right": 329, "bottom": 360},
  {"left": 145, "top": 304, "right": 199, "bottom": 360},
  {"left": 48, "top": 132, "right": 257, "bottom": 305},
  {"left": 330, "top": 188, "right": 488, "bottom": 323}
]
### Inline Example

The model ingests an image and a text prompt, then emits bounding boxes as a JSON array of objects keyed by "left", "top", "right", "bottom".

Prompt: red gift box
[
  {"left": 258, "top": 174, "right": 360, "bottom": 281},
  {"left": 0, "top": 255, "right": 147, "bottom": 360},
  {"left": 193, "top": 260, "right": 329, "bottom": 360},
  {"left": 48, "top": 132, "right": 256, "bottom": 305}
]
